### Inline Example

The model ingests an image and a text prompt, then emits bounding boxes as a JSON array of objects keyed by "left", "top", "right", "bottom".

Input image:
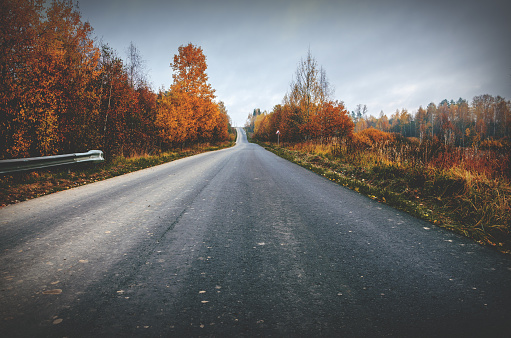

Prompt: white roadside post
[{"left": 276, "top": 130, "right": 280, "bottom": 146}]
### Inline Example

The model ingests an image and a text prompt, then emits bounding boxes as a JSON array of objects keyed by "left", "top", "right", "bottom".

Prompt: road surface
[{"left": 1, "top": 128, "right": 510, "bottom": 337}]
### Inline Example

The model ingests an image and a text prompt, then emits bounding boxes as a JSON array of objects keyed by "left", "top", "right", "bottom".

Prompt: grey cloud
[{"left": 76, "top": 0, "right": 510, "bottom": 125}]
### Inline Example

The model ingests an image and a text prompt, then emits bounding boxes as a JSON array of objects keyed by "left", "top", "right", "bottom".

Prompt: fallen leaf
[{"left": 43, "top": 289, "right": 62, "bottom": 295}]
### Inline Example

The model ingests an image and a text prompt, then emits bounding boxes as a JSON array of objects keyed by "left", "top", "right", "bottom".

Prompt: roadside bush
[
  {"left": 406, "top": 167, "right": 430, "bottom": 189},
  {"left": 371, "top": 164, "right": 404, "bottom": 180},
  {"left": 424, "top": 171, "right": 466, "bottom": 198}
]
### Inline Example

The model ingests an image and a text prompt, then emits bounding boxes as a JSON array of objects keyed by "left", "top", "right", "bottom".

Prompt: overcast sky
[{"left": 77, "top": 0, "right": 511, "bottom": 126}]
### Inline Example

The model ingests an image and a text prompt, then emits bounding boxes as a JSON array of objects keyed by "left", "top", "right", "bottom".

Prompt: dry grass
[
  {"left": 257, "top": 131, "right": 511, "bottom": 253},
  {"left": 0, "top": 140, "right": 235, "bottom": 207}
]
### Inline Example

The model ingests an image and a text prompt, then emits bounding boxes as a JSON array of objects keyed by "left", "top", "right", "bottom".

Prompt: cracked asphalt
[{"left": 1, "top": 128, "right": 510, "bottom": 337}]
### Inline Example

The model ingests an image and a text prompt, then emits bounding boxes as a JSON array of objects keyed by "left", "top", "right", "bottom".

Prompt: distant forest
[
  {"left": 1, "top": 0, "right": 231, "bottom": 160},
  {"left": 247, "top": 51, "right": 510, "bottom": 150},
  {"left": 248, "top": 95, "right": 510, "bottom": 149},
  {"left": 349, "top": 96, "right": 510, "bottom": 148}
]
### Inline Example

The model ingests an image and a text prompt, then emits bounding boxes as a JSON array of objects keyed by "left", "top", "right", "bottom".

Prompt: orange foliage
[
  {"left": 254, "top": 101, "right": 353, "bottom": 143},
  {"left": 155, "top": 43, "right": 229, "bottom": 147},
  {"left": 0, "top": 2, "right": 230, "bottom": 160},
  {"left": 253, "top": 50, "right": 353, "bottom": 144},
  {"left": 1, "top": 0, "right": 103, "bottom": 158},
  {"left": 355, "top": 128, "right": 395, "bottom": 148},
  {"left": 312, "top": 101, "right": 354, "bottom": 141}
]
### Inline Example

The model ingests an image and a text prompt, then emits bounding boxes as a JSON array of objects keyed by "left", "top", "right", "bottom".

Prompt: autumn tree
[
  {"left": 0, "top": 0, "right": 44, "bottom": 158},
  {"left": 213, "top": 101, "right": 231, "bottom": 140},
  {"left": 285, "top": 49, "right": 321, "bottom": 118},
  {"left": 126, "top": 41, "right": 147, "bottom": 89},
  {"left": 453, "top": 98, "right": 470, "bottom": 147},
  {"left": 416, "top": 106, "right": 428, "bottom": 141},
  {"left": 156, "top": 43, "right": 228, "bottom": 147},
  {"left": 495, "top": 96, "right": 510, "bottom": 139},
  {"left": 156, "top": 89, "right": 189, "bottom": 146},
  {"left": 318, "top": 101, "right": 354, "bottom": 141},
  {"left": 98, "top": 45, "right": 140, "bottom": 157},
  {"left": 437, "top": 102, "right": 455, "bottom": 145},
  {"left": 172, "top": 43, "right": 216, "bottom": 143},
  {"left": 245, "top": 108, "right": 262, "bottom": 132},
  {"left": 0, "top": 0, "right": 102, "bottom": 158},
  {"left": 375, "top": 112, "right": 390, "bottom": 132},
  {"left": 284, "top": 49, "right": 335, "bottom": 139},
  {"left": 426, "top": 102, "right": 437, "bottom": 139},
  {"left": 1, "top": 0, "right": 163, "bottom": 160},
  {"left": 253, "top": 112, "right": 269, "bottom": 141},
  {"left": 41, "top": 0, "right": 101, "bottom": 154},
  {"left": 252, "top": 49, "right": 353, "bottom": 144}
]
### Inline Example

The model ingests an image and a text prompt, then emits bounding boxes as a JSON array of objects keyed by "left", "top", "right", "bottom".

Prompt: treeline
[
  {"left": 0, "top": 0, "right": 230, "bottom": 160},
  {"left": 352, "top": 96, "right": 511, "bottom": 148},
  {"left": 246, "top": 49, "right": 510, "bottom": 150},
  {"left": 247, "top": 50, "right": 354, "bottom": 143}
]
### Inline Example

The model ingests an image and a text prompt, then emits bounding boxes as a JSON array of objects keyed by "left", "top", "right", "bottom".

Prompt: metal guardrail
[{"left": 0, "top": 150, "right": 104, "bottom": 174}]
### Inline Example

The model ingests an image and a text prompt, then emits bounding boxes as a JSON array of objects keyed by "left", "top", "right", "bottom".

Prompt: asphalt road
[{"left": 1, "top": 128, "right": 510, "bottom": 337}]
